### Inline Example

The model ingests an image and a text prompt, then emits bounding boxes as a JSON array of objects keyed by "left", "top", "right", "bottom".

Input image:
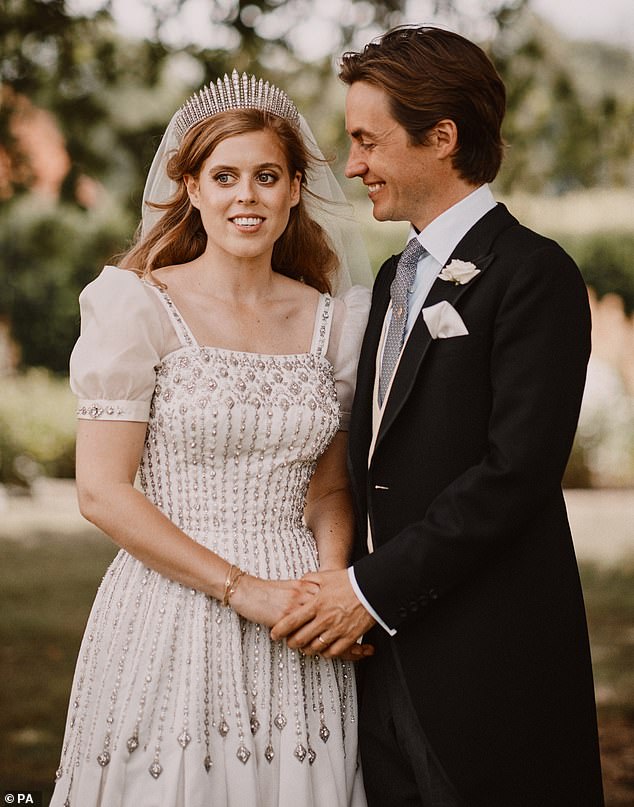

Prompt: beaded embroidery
[{"left": 54, "top": 289, "right": 357, "bottom": 803}]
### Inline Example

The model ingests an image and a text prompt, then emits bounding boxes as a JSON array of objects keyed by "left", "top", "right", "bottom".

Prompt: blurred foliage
[
  {"left": 0, "top": 0, "right": 633, "bottom": 373},
  {"left": 0, "top": 528, "right": 119, "bottom": 799},
  {"left": 1, "top": 0, "right": 211, "bottom": 206},
  {"left": 0, "top": 368, "right": 76, "bottom": 485},
  {"left": 493, "top": 32, "right": 634, "bottom": 193},
  {"left": 0, "top": 1, "right": 512, "bottom": 207},
  {"left": 563, "top": 439, "right": 593, "bottom": 489},
  {"left": 560, "top": 231, "right": 634, "bottom": 490},
  {"left": 580, "top": 562, "right": 634, "bottom": 710},
  {"left": 560, "top": 232, "right": 634, "bottom": 316},
  {"left": 0, "top": 196, "right": 135, "bottom": 370},
  {"left": 565, "top": 413, "right": 634, "bottom": 490},
  {"left": 558, "top": 230, "right": 634, "bottom": 491}
]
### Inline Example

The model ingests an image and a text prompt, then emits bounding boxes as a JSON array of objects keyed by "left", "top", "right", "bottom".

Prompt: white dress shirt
[{"left": 348, "top": 184, "right": 498, "bottom": 635}]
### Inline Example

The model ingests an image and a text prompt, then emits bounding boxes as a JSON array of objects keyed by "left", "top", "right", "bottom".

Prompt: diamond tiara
[{"left": 173, "top": 70, "right": 301, "bottom": 142}]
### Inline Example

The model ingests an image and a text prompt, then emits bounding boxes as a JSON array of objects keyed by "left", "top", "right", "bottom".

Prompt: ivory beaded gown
[{"left": 51, "top": 266, "right": 370, "bottom": 807}]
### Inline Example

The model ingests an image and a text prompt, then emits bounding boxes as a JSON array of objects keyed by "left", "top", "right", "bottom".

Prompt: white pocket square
[{"left": 422, "top": 301, "right": 469, "bottom": 339}]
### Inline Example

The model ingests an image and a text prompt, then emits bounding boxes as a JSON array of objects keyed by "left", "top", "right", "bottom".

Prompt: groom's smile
[{"left": 344, "top": 80, "right": 450, "bottom": 231}]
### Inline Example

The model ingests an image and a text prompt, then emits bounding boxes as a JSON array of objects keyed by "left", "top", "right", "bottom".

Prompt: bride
[{"left": 50, "top": 72, "right": 372, "bottom": 806}]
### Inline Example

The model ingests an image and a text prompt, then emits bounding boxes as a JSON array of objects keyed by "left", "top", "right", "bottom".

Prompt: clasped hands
[{"left": 270, "top": 569, "right": 375, "bottom": 661}]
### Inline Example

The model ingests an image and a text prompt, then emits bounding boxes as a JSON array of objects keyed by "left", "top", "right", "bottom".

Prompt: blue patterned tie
[{"left": 379, "top": 239, "right": 426, "bottom": 406}]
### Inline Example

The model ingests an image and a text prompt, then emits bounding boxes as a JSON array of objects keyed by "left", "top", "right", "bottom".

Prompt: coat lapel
[
  {"left": 373, "top": 204, "right": 517, "bottom": 450},
  {"left": 348, "top": 255, "right": 397, "bottom": 479}
]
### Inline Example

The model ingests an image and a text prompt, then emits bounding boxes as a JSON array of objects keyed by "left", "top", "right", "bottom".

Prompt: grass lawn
[
  {"left": 0, "top": 529, "right": 117, "bottom": 802},
  {"left": 580, "top": 563, "right": 634, "bottom": 806},
  {"left": 0, "top": 531, "right": 632, "bottom": 805}
]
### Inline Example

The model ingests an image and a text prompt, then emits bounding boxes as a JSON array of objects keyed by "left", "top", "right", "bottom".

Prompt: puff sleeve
[
  {"left": 70, "top": 266, "right": 165, "bottom": 422},
  {"left": 327, "top": 286, "right": 372, "bottom": 430}
]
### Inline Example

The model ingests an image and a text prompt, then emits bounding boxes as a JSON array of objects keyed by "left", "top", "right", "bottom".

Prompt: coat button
[
  {"left": 418, "top": 594, "right": 429, "bottom": 606},
  {"left": 409, "top": 600, "right": 418, "bottom": 612},
  {"left": 398, "top": 607, "right": 408, "bottom": 619},
  {"left": 429, "top": 589, "right": 439, "bottom": 600}
]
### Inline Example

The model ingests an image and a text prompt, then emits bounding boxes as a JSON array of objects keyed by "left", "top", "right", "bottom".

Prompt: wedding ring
[{"left": 317, "top": 635, "right": 327, "bottom": 646}]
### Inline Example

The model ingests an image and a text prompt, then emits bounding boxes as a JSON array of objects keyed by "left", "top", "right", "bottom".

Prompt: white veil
[{"left": 141, "top": 109, "right": 373, "bottom": 295}]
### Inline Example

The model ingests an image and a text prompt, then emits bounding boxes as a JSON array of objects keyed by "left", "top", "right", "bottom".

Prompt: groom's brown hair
[{"left": 339, "top": 25, "right": 506, "bottom": 185}]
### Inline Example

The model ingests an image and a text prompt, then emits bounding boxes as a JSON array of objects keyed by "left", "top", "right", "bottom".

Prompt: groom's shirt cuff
[{"left": 348, "top": 567, "right": 397, "bottom": 636}]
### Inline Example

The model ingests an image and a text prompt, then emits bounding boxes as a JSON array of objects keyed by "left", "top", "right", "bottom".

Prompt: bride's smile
[{"left": 184, "top": 129, "right": 301, "bottom": 266}]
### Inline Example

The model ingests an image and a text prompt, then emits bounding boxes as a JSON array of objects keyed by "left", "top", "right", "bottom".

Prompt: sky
[
  {"left": 531, "top": 0, "right": 634, "bottom": 49},
  {"left": 68, "top": 0, "right": 634, "bottom": 54}
]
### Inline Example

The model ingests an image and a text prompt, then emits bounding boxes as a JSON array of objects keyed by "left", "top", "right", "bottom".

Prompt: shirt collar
[{"left": 407, "top": 184, "right": 497, "bottom": 267}]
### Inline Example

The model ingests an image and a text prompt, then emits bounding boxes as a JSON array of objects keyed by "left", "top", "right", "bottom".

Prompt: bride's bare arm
[
  {"left": 75, "top": 419, "right": 316, "bottom": 626},
  {"left": 304, "top": 431, "right": 355, "bottom": 571}
]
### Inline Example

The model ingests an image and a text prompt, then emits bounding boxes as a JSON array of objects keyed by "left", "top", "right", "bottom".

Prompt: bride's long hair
[{"left": 119, "top": 109, "right": 338, "bottom": 293}]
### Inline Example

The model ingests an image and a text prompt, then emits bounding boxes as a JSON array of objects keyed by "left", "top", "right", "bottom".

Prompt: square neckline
[{"left": 142, "top": 276, "right": 334, "bottom": 361}]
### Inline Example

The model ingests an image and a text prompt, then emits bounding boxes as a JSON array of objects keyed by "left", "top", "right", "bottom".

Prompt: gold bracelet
[
  {"left": 222, "top": 564, "right": 244, "bottom": 607},
  {"left": 226, "top": 569, "right": 245, "bottom": 607},
  {"left": 222, "top": 564, "right": 238, "bottom": 607}
]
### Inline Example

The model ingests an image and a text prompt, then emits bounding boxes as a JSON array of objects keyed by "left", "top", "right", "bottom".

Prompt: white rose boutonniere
[{"left": 439, "top": 259, "right": 480, "bottom": 286}]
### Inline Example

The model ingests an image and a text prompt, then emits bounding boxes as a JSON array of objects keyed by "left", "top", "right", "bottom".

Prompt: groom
[{"left": 273, "top": 26, "right": 604, "bottom": 806}]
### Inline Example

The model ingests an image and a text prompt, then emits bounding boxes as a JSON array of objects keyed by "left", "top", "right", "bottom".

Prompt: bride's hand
[{"left": 228, "top": 575, "right": 319, "bottom": 628}]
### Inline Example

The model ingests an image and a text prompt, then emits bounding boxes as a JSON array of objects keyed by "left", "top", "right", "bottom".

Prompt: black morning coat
[{"left": 348, "top": 204, "right": 605, "bottom": 806}]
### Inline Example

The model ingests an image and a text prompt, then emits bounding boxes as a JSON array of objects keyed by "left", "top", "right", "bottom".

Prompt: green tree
[
  {"left": 493, "top": 12, "right": 634, "bottom": 193},
  {"left": 1, "top": 0, "right": 530, "bottom": 371},
  {"left": 2, "top": 0, "right": 632, "bottom": 372},
  {"left": 0, "top": 197, "right": 135, "bottom": 371}
]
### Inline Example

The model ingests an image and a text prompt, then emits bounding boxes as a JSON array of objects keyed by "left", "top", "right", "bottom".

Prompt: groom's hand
[{"left": 270, "top": 569, "right": 376, "bottom": 659}]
